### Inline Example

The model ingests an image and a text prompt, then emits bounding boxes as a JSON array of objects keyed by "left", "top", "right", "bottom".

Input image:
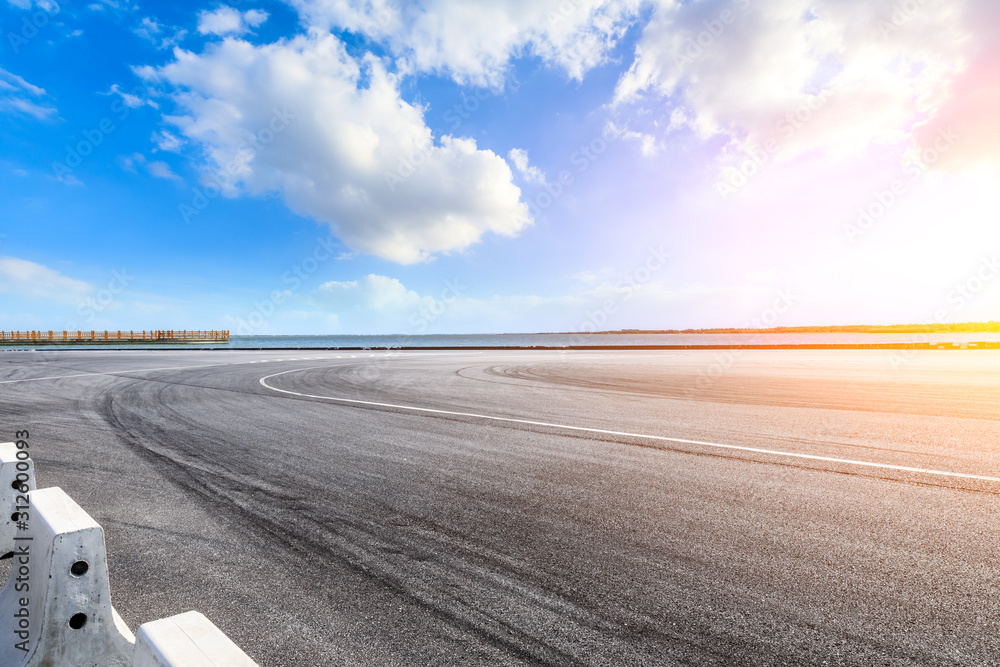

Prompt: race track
[{"left": 0, "top": 348, "right": 998, "bottom": 666}]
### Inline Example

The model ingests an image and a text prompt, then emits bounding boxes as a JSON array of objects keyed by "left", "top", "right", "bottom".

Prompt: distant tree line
[{"left": 604, "top": 321, "right": 1000, "bottom": 334}]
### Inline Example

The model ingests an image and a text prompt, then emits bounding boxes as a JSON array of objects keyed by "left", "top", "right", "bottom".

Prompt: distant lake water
[
  {"left": 5, "top": 332, "right": 1000, "bottom": 350},
  {"left": 223, "top": 332, "right": 1000, "bottom": 348}
]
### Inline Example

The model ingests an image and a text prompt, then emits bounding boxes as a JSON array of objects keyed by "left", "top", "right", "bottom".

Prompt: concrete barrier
[
  {"left": 0, "top": 486, "right": 134, "bottom": 666},
  {"left": 0, "top": 442, "right": 36, "bottom": 556},
  {"left": 132, "top": 611, "right": 259, "bottom": 666},
  {"left": 0, "top": 476, "right": 258, "bottom": 665}
]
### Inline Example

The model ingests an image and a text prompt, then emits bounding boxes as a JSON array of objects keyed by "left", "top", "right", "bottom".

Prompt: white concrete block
[
  {"left": 132, "top": 611, "right": 259, "bottom": 666},
  {"left": 0, "top": 442, "right": 36, "bottom": 556},
  {"left": 0, "top": 486, "right": 135, "bottom": 666}
]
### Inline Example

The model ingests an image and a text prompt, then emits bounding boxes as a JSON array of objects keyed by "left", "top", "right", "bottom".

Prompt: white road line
[{"left": 259, "top": 366, "right": 1000, "bottom": 485}]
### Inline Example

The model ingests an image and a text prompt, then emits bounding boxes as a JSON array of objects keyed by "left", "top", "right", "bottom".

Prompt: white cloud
[
  {"left": 614, "top": 0, "right": 985, "bottom": 166},
  {"left": 107, "top": 83, "right": 158, "bottom": 110},
  {"left": 151, "top": 130, "right": 183, "bottom": 152},
  {"left": 138, "top": 16, "right": 161, "bottom": 34},
  {"left": 321, "top": 279, "right": 358, "bottom": 290},
  {"left": 910, "top": 1, "right": 1000, "bottom": 171},
  {"left": 571, "top": 268, "right": 614, "bottom": 283},
  {"left": 154, "top": 32, "right": 531, "bottom": 263},
  {"left": 134, "top": 16, "right": 187, "bottom": 49},
  {"left": 507, "top": 148, "right": 548, "bottom": 185},
  {"left": 86, "top": 0, "right": 125, "bottom": 12},
  {"left": 0, "top": 70, "right": 43, "bottom": 96},
  {"left": 120, "top": 153, "right": 182, "bottom": 181},
  {"left": 286, "top": 0, "right": 641, "bottom": 86},
  {"left": 0, "top": 67, "right": 56, "bottom": 119},
  {"left": 280, "top": 0, "right": 997, "bottom": 169},
  {"left": 304, "top": 270, "right": 735, "bottom": 334},
  {"left": 0, "top": 257, "right": 92, "bottom": 302},
  {"left": 319, "top": 274, "right": 425, "bottom": 310},
  {"left": 1, "top": 97, "right": 57, "bottom": 119},
  {"left": 54, "top": 172, "right": 83, "bottom": 187},
  {"left": 616, "top": 126, "right": 659, "bottom": 157},
  {"left": 197, "top": 7, "right": 269, "bottom": 36},
  {"left": 316, "top": 273, "right": 473, "bottom": 332},
  {"left": 6, "top": 0, "right": 59, "bottom": 10},
  {"left": 147, "top": 160, "right": 181, "bottom": 181},
  {"left": 119, "top": 152, "right": 143, "bottom": 172}
]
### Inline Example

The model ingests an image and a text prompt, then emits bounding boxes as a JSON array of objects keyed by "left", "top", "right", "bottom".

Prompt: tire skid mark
[{"left": 92, "top": 378, "right": 619, "bottom": 665}]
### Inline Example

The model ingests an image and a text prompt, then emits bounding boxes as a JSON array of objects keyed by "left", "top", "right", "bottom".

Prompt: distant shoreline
[
  {"left": 5, "top": 328, "right": 1000, "bottom": 352},
  {"left": 4, "top": 342, "right": 1000, "bottom": 352},
  {"left": 579, "top": 322, "right": 1000, "bottom": 335}
]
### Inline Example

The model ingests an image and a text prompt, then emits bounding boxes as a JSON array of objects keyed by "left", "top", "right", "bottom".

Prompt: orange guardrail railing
[{"left": 0, "top": 330, "right": 230, "bottom": 344}]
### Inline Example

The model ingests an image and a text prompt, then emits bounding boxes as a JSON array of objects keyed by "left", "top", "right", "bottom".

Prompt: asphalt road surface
[{"left": 0, "top": 348, "right": 998, "bottom": 666}]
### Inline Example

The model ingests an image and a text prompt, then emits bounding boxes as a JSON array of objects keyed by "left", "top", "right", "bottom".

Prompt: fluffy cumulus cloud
[
  {"left": 0, "top": 257, "right": 92, "bottom": 302},
  {"left": 285, "top": 0, "right": 642, "bottom": 86},
  {"left": 197, "top": 7, "right": 269, "bottom": 36},
  {"left": 281, "top": 0, "right": 999, "bottom": 169},
  {"left": 614, "top": 0, "right": 994, "bottom": 168},
  {"left": 152, "top": 32, "right": 530, "bottom": 263},
  {"left": 0, "top": 67, "right": 57, "bottom": 119},
  {"left": 318, "top": 274, "right": 432, "bottom": 322}
]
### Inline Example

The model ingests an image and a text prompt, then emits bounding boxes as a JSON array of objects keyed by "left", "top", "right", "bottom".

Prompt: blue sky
[{"left": 2, "top": 0, "right": 999, "bottom": 334}]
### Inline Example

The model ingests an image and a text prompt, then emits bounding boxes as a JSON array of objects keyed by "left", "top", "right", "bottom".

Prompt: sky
[{"left": 1, "top": 0, "right": 999, "bottom": 335}]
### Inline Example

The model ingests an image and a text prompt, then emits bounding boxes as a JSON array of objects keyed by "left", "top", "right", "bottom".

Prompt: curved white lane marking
[{"left": 259, "top": 366, "right": 1000, "bottom": 485}]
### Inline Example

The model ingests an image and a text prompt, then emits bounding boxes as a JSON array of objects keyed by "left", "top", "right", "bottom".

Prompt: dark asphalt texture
[{"left": 0, "top": 348, "right": 997, "bottom": 666}]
